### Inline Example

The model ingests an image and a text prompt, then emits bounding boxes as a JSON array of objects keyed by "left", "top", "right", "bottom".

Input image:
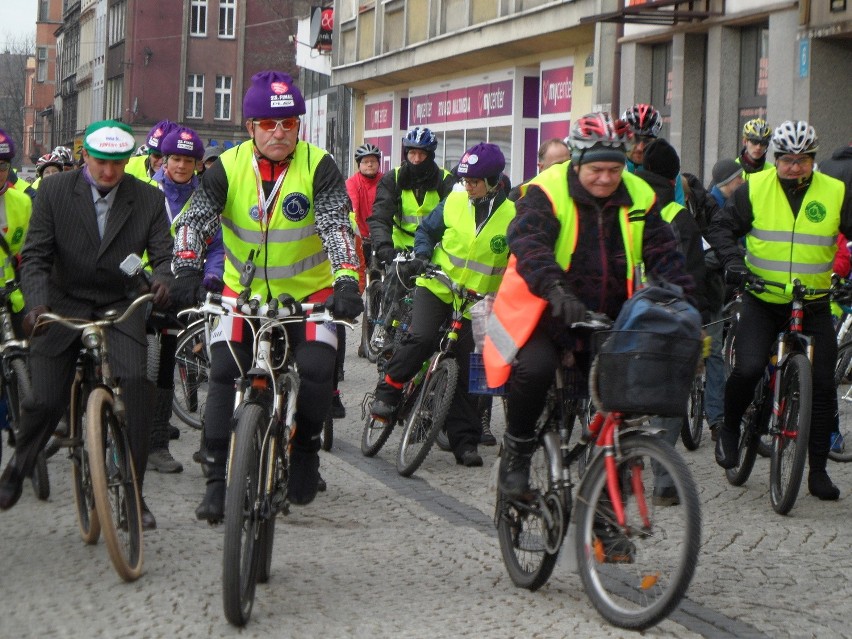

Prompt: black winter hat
[{"left": 642, "top": 138, "right": 680, "bottom": 180}]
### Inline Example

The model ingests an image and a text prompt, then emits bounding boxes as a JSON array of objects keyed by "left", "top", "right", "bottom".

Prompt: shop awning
[{"left": 579, "top": 0, "right": 722, "bottom": 26}]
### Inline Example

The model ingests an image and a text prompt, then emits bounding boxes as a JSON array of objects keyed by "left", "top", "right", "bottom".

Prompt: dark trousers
[
  {"left": 203, "top": 319, "right": 337, "bottom": 457},
  {"left": 11, "top": 328, "right": 152, "bottom": 488},
  {"left": 505, "top": 324, "right": 561, "bottom": 439},
  {"left": 384, "top": 287, "right": 479, "bottom": 455},
  {"left": 725, "top": 293, "right": 837, "bottom": 472}
]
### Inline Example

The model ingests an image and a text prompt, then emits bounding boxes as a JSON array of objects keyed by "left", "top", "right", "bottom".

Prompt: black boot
[
  {"left": 195, "top": 444, "right": 227, "bottom": 522},
  {"left": 498, "top": 434, "right": 538, "bottom": 499},
  {"left": 148, "top": 388, "right": 182, "bottom": 473},
  {"left": 287, "top": 420, "right": 322, "bottom": 506}
]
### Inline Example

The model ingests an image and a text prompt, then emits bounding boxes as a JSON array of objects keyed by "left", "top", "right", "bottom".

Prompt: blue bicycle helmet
[{"left": 402, "top": 127, "right": 438, "bottom": 152}]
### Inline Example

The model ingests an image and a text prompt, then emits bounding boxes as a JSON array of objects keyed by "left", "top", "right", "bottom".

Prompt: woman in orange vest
[{"left": 485, "top": 113, "right": 695, "bottom": 499}]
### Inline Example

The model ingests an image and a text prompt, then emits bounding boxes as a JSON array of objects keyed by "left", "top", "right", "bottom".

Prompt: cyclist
[
  {"left": 126, "top": 120, "right": 177, "bottom": 182},
  {"left": 0, "top": 129, "right": 32, "bottom": 320},
  {"left": 621, "top": 103, "right": 686, "bottom": 206},
  {"left": 170, "top": 71, "right": 362, "bottom": 521},
  {"left": 31, "top": 152, "right": 64, "bottom": 190},
  {"left": 198, "top": 145, "right": 223, "bottom": 177},
  {"left": 483, "top": 112, "right": 694, "bottom": 500},
  {"left": 370, "top": 142, "right": 514, "bottom": 467},
  {"left": 0, "top": 120, "right": 172, "bottom": 526},
  {"left": 368, "top": 127, "right": 456, "bottom": 271},
  {"left": 706, "top": 120, "right": 852, "bottom": 501},
  {"left": 146, "top": 125, "right": 206, "bottom": 475},
  {"left": 737, "top": 118, "right": 773, "bottom": 179}
]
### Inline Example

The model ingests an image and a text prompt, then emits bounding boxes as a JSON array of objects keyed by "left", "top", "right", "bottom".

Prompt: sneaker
[
  {"left": 331, "top": 391, "right": 346, "bottom": 419},
  {"left": 652, "top": 485, "right": 680, "bottom": 507},
  {"left": 709, "top": 421, "right": 722, "bottom": 443},
  {"left": 592, "top": 525, "right": 635, "bottom": 564},
  {"left": 370, "top": 398, "right": 397, "bottom": 422},
  {"left": 147, "top": 448, "right": 183, "bottom": 473},
  {"left": 830, "top": 431, "right": 845, "bottom": 454}
]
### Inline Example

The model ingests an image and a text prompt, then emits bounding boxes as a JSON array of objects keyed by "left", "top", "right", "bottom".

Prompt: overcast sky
[{"left": 1, "top": 0, "right": 37, "bottom": 51}]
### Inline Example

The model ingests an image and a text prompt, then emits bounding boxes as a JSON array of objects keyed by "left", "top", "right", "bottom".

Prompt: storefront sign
[
  {"left": 365, "top": 100, "right": 393, "bottom": 130},
  {"left": 540, "top": 66, "right": 573, "bottom": 115},
  {"left": 409, "top": 79, "right": 513, "bottom": 125}
]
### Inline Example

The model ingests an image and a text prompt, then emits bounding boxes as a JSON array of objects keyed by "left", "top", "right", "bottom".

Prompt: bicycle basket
[
  {"left": 592, "top": 330, "right": 701, "bottom": 417},
  {"left": 468, "top": 353, "right": 507, "bottom": 396}
]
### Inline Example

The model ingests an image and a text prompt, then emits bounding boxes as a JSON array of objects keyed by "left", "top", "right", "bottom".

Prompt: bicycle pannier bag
[{"left": 594, "top": 281, "right": 702, "bottom": 416}]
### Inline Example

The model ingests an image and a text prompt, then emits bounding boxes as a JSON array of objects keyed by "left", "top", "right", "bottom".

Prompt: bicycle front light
[{"left": 81, "top": 327, "right": 102, "bottom": 350}]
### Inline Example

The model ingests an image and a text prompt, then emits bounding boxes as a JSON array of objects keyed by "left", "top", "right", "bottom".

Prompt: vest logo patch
[
  {"left": 249, "top": 205, "right": 262, "bottom": 221},
  {"left": 11, "top": 227, "right": 23, "bottom": 244},
  {"left": 490, "top": 234, "right": 507, "bottom": 254},
  {"left": 282, "top": 193, "right": 310, "bottom": 222},
  {"left": 805, "top": 201, "right": 826, "bottom": 224}
]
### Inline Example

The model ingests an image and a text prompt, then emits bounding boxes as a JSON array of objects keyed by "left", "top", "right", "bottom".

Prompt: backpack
[{"left": 594, "top": 281, "right": 702, "bottom": 416}]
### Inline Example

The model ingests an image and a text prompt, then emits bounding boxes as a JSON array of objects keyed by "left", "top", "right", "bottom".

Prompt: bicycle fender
[{"left": 541, "top": 430, "right": 563, "bottom": 487}]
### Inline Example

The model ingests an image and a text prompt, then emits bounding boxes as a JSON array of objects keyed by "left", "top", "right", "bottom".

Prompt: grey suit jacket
[{"left": 21, "top": 168, "right": 173, "bottom": 356}]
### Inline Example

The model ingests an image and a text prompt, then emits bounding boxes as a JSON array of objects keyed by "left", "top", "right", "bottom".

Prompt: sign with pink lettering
[
  {"left": 365, "top": 101, "right": 393, "bottom": 130},
  {"left": 409, "top": 80, "right": 513, "bottom": 125},
  {"left": 540, "top": 67, "right": 574, "bottom": 115}
]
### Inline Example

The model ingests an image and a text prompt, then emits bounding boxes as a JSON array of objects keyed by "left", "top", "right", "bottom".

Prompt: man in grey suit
[{"left": 0, "top": 120, "right": 171, "bottom": 529}]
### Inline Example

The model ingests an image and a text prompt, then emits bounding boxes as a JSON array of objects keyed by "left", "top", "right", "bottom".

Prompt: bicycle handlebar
[
  {"left": 199, "top": 292, "right": 354, "bottom": 328},
  {"left": 741, "top": 273, "right": 851, "bottom": 300},
  {"left": 37, "top": 293, "right": 155, "bottom": 332}
]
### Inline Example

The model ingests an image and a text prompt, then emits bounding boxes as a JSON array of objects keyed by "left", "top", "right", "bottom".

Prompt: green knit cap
[{"left": 83, "top": 120, "right": 136, "bottom": 160}]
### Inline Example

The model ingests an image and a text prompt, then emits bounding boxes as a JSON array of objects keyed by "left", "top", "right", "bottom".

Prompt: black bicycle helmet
[
  {"left": 354, "top": 143, "right": 381, "bottom": 164},
  {"left": 620, "top": 104, "right": 663, "bottom": 138}
]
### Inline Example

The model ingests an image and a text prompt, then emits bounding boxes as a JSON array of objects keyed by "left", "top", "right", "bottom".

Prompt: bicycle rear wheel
[
  {"left": 362, "top": 279, "right": 384, "bottom": 363},
  {"left": 360, "top": 392, "right": 395, "bottom": 457},
  {"left": 69, "top": 376, "right": 100, "bottom": 543},
  {"left": 86, "top": 387, "right": 144, "bottom": 581},
  {"left": 769, "top": 353, "right": 812, "bottom": 515},
  {"left": 831, "top": 341, "right": 852, "bottom": 462},
  {"left": 222, "top": 402, "right": 265, "bottom": 627},
  {"left": 574, "top": 434, "right": 701, "bottom": 631},
  {"left": 496, "top": 437, "right": 560, "bottom": 590},
  {"left": 173, "top": 322, "right": 209, "bottom": 430},
  {"left": 680, "top": 372, "right": 704, "bottom": 451},
  {"left": 397, "top": 358, "right": 457, "bottom": 477}
]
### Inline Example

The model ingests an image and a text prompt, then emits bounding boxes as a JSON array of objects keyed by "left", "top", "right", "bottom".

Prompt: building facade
[{"left": 330, "top": 0, "right": 852, "bottom": 184}]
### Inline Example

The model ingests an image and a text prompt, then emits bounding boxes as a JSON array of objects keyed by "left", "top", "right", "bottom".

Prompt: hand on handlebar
[
  {"left": 149, "top": 279, "right": 170, "bottom": 309},
  {"left": 545, "top": 281, "right": 587, "bottom": 326},
  {"left": 23, "top": 304, "right": 50, "bottom": 337},
  {"left": 327, "top": 278, "right": 364, "bottom": 320}
]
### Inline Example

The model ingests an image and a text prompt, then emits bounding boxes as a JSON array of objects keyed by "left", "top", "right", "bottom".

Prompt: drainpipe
[{"left": 611, "top": 0, "right": 624, "bottom": 115}]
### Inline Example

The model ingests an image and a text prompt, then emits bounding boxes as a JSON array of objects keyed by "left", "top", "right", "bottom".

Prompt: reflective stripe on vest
[
  {"left": 421, "top": 191, "right": 515, "bottom": 309},
  {"left": 219, "top": 140, "right": 332, "bottom": 300},
  {"left": 482, "top": 163, "right": 655, "bottom": 387},
  {"left": 391, "top": 166, "right": 451, "bottom": 249},
  {"left": 745, "top": 170, "right": 844, "bottom": 302},
  {"left": 2, "top": 188, "right": 32, "bottom": 312}
]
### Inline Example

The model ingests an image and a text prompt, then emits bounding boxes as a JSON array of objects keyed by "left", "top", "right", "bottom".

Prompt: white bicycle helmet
[{"left": 772, "top": 120, "right": 818, "bottom": 155}]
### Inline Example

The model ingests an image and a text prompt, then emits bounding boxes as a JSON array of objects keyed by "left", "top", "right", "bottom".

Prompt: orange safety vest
[{"left": 482, "top": 164, "right": 655, "bottom": 387}]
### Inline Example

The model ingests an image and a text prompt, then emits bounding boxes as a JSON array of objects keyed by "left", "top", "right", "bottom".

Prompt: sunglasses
[{"left": 253, "top": 118, "right": 300, "bottom": 132}]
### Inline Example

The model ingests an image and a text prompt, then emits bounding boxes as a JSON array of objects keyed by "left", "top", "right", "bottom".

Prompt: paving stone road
[{"left": 1, "top": 331, "right": 850, "bottom": 638}]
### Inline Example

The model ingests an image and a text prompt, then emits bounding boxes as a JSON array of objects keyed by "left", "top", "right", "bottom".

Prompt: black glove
[
  {"left": 23, "top": 304, "right": 50, "bottom": 337},
  {"left": 405, "top": 255, "right": 429, "bottom": 282},
  {"left": 376, "top": 246, "right": 397, "bottom": 268},
  {"left": 724, "top": 260, "right": 749, "bottom": 285},
  {"left": 171, "top": 268, "right": 204, "bottom": 309},
  {"left": 149, "top": 279, "right": 171, "bottom": 310},
  {"left": 328, "top": 278, "right": 364, "bottom": 320},
  {"left": 544, "top": 281, "right": 587, "bottom": 325}
]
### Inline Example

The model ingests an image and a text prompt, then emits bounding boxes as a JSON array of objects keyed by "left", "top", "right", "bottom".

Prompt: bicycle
[
  {"left": 197, "top": 289, "right": 351, "bottom": 626},
  {"left": 360, "top": 267, "right": 479, "bottom": 477},
  {"left": 0, "top": 272, "right": 45, "bottom": 499},
  {"left": 724, "top": 276, "right": 846, "bottom": 515},
  {"left": 496, "top": 316, "right": 702, "bottom": 631},
  {"left": 40, "top": 285, "right": 152, "bottom": 582},
  {"left": 363, "top": 252, "right": 415, "bottom": 370},
  {"left": 172, "top": 310, "right": 209, "bottom": 431},
  {"left": 830, "top": 301, "right": 852, "bottom": 462}
]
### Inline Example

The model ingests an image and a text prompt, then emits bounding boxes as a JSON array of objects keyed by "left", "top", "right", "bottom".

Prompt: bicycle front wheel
[
  {"left": 397, "top": 358, "right": 457, "bottom": 477},
  {"left": 496, "top": 437, "right": 561, "bottom": 590},
  {"left": 69, "top": 377, "right": 100, "bottom": 543},
  {"left": 574, "top": 434, "right": 701, "bottom": 631},
  {"left": 362, "top": 280, "right": 384, "bottom": 363},
  {"left": 725, "top": 398, "right": 762, "bottom": 487},
  {"left": 831, "top": 341, "right": 852, "bottom": 462},
  {"left": 769, "top": 352, "right": 812, "bottom": 515},
  {"left": 680, "top": 372, "right": 704, "bottom": 451},
  {"left": 86, "top": 387, "right": 144, "bottom": 582},
  {"left": 222, "top": 402, "right": 265, "bottom": 627},
  {"left": 173, "top": 322, "right": 209, "bottom": 430}
]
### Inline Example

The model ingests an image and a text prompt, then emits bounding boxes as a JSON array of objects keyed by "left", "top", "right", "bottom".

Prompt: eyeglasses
[
  {"left": 0, "top": 161, "right": 9, "bottom": 171},
  {"left": 461, "top": 178, "right": 482, "bottom": 187},
  {"left": 634, "top": 135, "right": 656, "bottom": 145},
  {"left": 253, "top": 118, "right": 300, "bottom": 132},
  {"left": 746, "top": 139, "right": 769, "bottom": 147},
  {"left": 777, "top": 155, "right": 814, "bottom": 167}
]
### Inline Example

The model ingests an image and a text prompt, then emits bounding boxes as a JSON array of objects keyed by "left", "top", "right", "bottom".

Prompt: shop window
[
  {"left": 737, "top": 24, "right": 769, "bottom": 144},
  {"left": 650, "top": 42, "right": 672, "bottom": 138}
]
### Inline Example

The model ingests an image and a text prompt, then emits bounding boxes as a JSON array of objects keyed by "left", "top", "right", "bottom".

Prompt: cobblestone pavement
[{"left": 1, "top": 331, "right": 850, "bottom": 638}]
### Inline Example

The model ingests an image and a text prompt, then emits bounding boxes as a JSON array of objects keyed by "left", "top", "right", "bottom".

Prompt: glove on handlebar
[
  {"left": 328, "top": 278, "right": 364, "bottom": 320},
  {"left": 405, "top": 255, "right": 429, "bottom": 282},
  {"left": 724, "top": 259, "right": 749, "bottom": 285},
  {"left": 544, "top": 281, "right": 586, "bottom": 326},
  {"left": 171, "top": 268, "right": 204, "bottom": 310},
  {"left": 376, "top": 246, "right": 397, "bottom": 268},
  {"left": 149, "top": 279, "right": 171, "bottom": 310},
  {"left": 23, "top": 304, "right": 50, "bottom": 337}
]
